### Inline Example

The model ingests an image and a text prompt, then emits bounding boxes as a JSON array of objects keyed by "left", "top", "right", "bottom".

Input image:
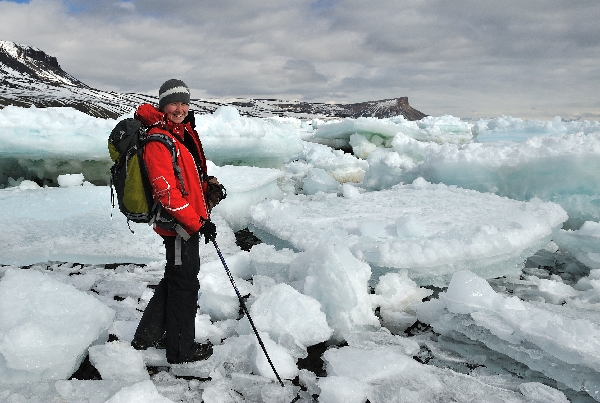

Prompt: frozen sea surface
[
  {"left": 2, "top": 106, "right": 600, "bottom": 402},
  {"left": 249, "top": 178, "right": 567, "bottom": 286}
]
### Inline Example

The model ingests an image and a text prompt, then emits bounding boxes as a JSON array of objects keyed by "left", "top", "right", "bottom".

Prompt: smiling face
[{"left": 162, "top": 102, "right": 189, "bottom": 124}]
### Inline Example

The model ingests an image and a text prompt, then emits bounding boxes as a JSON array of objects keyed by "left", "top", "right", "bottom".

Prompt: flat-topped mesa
[
  {"left": 344, "top": 97, "right": 428, "bottom": 120},
  {"left": 274, "top": 97, "right": 428, "bottom": 121}
]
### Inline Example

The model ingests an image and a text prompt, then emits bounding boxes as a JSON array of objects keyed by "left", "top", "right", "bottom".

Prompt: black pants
[{"left": 134, "top": 232, "right": 200, "bottom": 363}]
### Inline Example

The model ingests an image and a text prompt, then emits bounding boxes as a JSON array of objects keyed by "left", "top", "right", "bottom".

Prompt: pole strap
[{"left": 174, "top": 234, "right": 182, "bottom": 266}]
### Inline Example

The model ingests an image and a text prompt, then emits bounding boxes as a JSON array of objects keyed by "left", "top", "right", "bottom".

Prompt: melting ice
[{"left": 1, "top": 105, "right": 600, "bottom": 402}]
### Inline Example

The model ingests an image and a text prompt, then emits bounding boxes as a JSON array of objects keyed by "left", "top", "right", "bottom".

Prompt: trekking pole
[{"left": 211, "top": 239, "right": 285, "bottom": 387}]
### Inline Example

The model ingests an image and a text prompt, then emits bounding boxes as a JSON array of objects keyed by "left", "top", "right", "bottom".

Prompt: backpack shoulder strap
[{"left": 142, "top": 133, "right": 187, "bottom": 195}]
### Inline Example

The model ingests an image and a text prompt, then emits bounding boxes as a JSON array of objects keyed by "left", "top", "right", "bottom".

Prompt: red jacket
[{"left": 134, "top": 103, "right": 209, "bottom": 236}]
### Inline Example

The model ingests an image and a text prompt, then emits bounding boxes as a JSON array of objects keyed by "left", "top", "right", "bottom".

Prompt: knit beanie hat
[{"left": 158, "top": 79, "right": 190, "bottom": 110}]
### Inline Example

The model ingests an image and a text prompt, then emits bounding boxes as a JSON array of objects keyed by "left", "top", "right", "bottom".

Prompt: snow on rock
[{"left": 0, "top": 268, "right": 115, "bottom": 382}]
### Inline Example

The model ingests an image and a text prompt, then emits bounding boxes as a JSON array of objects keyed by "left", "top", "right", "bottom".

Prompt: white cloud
[
  {"left": 1, "top": 0, "right": 599, "bottom": 119},
  {"left": 115, "top": 1, "right": 135, "bottom": 12}
]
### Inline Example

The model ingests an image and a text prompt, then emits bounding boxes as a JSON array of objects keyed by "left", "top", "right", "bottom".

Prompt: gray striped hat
[{"left": 158, "top": 79, "right": 190, "bottom": 110}]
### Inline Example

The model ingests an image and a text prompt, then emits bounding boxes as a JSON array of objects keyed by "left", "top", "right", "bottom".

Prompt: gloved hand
[
  {"left": 206, "top": 176, "right": 227, "bottom": 210},
  {"left": 199, "top": 219, "right": 217, "bottom": 244}
]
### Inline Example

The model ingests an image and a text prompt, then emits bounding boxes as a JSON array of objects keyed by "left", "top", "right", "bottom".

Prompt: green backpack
[{"left": 108, "top": 118, "right": 186, "bottom": 234}]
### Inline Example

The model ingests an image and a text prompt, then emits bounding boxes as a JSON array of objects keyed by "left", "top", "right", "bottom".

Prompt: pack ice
[{"left": 2, "top": 106, "right": 600, "bottom": 402}]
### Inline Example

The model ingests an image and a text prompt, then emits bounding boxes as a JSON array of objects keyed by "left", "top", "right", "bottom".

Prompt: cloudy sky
[{"left": 1, "top": 0, "right": 599, "bottom": 120}]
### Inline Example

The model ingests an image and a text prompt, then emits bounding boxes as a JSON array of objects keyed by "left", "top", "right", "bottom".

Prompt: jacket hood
[{"left": 134, "top": 103, "right": 166, "bottom": 127}]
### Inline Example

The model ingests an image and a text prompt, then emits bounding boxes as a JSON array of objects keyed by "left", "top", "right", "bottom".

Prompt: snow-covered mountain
[{"left": 0, "top": 40, "right": 427, "bottom": 120}]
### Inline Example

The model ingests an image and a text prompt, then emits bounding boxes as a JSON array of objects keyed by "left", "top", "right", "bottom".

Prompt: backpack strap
[
  {"left": 142, "top": 133, "right": 187, "bottom": 196},
  {"left": 140, "top": 132, "right": 194, "bottom": 237}
]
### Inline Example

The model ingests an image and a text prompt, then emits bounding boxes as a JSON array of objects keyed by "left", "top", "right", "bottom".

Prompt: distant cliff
[
  {"left": 0, "top": 40, "right": 427, "bottom": 121},
  {"left": 273, "top": 97, "right": 427, "bottom": 121}
]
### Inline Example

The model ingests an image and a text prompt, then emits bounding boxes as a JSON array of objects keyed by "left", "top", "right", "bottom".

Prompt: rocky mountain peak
[
  {"left": 0, "top": 40, "right": 427, "bottom": 120},
  {"left": 0, "top": 41, "right": 85, "bottom": 87}
]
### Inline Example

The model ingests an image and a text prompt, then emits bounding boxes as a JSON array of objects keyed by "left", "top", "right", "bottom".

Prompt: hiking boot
[
  {"left": 131, "top": 333, "right": 166, "bottom": 350},
  {"left": 190, "top": 342, "right": 213, "bottom": 361},
  {"left": 152, "top": 333, "right": 167, "bottom": 349},
  {"left": 167, "top": 342, "right": 213, "bottom": 364},
  {"left": 131, "top": 338, "right": 151, "bottom": 350}
]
